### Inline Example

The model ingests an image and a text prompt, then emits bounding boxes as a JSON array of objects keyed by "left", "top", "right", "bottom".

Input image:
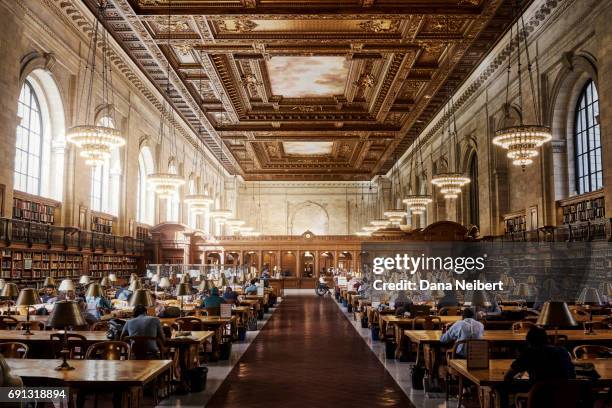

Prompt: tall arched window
[
  {"left": 14, "top": 80, "right": 43, "bottom": 195},
  {"left": 14, "top": 71, "right": 66, "bottom": 200},
  {"left": 137, "top": 146, "right": 155, "bottom": 225},
  {"left": 90, "top": 117, "right": 121, "bottom": 215},
  {"left": 469, "top": 154, "right": 479, "bottom": 227},
  {"left": 166, "top": 160, "right": 180, "bottom": 222},
  {"left": 574, "top": 80, "right": 602, "bottom": 194}
]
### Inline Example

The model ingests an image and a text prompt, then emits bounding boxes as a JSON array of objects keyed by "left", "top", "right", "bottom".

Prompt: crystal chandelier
[
  {"left": 493, "top": 5, "right": 551, "bottom": 169},
  {"left": 67, "top": 1, "right": 125, "bottom": 166},
  {"left": 384, "top": 209, "right": 406, "bottom": 225},
  {"left": 370, "top": 219, "right": 389, "bottom": 228},
  {"left": 210, "top": 209, "right": 232, "bottom": 222},
  {"left": 354, "top": 231, "right": 371, "bottom": 237},
  {"left": 403, "top": 195, "right": 433, "bottom": 214},
  {"left": 147, "top": 173, "right": 185, "bottom": 199},
  {"left": 184, "top": 194, "right": 213, "bottom": 214}
]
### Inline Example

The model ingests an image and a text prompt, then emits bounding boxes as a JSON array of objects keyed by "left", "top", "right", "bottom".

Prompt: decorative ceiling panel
[{"left": 85, "top": 0, "right": 532, "bottom": 180}]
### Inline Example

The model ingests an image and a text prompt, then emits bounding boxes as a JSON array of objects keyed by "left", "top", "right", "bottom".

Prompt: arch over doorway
[{"left": 289, "top": 201, "right": 329, "bottom": 235}]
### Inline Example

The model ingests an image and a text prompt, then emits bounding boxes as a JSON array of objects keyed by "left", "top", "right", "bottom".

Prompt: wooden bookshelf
[
  {"left": 91, "top": 212, "right": 114, "bottom": 234},
  {"left": 0, "top": 248, "right": 82, "bottom": 280},
  {"left": 136, "top": 225, "right": 151, "bottom": 241},
  {"left": 12, "top": 191, "right": 60, "bottom": 225},
  {"left": 503, "top": 210, "right": 526, "bottom": 234},
  {"left": 88, "top": 254, "right": 138, "bottom": 279},
  {"left": 557, "top": 190, "right": 605, "bottom": 225}
]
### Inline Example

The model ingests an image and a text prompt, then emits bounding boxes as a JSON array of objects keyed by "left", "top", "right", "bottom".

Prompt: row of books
[{"left": 13, "top": 197, "right": 56, "bottom": 225}]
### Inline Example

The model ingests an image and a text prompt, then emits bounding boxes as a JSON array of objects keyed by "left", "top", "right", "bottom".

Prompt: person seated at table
[
  {"left": 393, "top": 290, "right": 413, "bottom": 315},
  {"left": 504, "top": 326, "right": 575, "bottom": 383},
  {"left": 440, "top": 308, "right": 484, "bottom": 357},
  {"left": 201, "top": 287, "right": 226, "bottom": 308},
  {"left": 77, "top": 298, "right": 99, "bottom": 326},
  {"left": 245, "top": 279, "right": 259, "bottom": 295},
  {"left": 121, "top": 304, "right": 166, "bottom": 358},
  {"left": 437, "top": 290, "right": 459, "bottom": 309},
  {"left": 347, "top": 275, "right": 362, "bottom": 292},
  {"left": 85, "top": 292, "right": 112, "bottom": 319},
  {"left": 115, "top": 284, "right": 131, "bottom": 301},
  {"left": 223, "top": 286, "right": 239, "bottom": 303},
  {"left": 40, "top": 287, "right": 57, "bottom": 303}
]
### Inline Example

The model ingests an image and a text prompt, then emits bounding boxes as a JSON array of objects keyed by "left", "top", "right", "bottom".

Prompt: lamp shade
[
  {"left": 176, "top": 283, "right": 192, "bottom": 297},
  {"left": 129, "top": 273, "right": 139, "bottom": 284},
  {"left": 48, "top": 301, "right": 86, "bottom": 329},
  {"left": 79, "top": 276, "right": 91, "bottom": 285},
  {"left": 100, "top": 277, "right": 110, "bottom": 287},
  {"left": 129, "top": 289, "right": 154, "bottom": 307},
  {"left": 527, "top": 275, "right": 537, "bottom": 285},
  {"left": 108, "top": 273, "right": 117, "bottom": 282},
  {"left": 151, "top": 274, "right": 160, "bottom": 284},
  {"left": 158, "top": 277, "right": 171, "bottom": 289},
  {"left": 513, "top": 283, "right": 534, "bottom": 297},
  {"left": 128, "top": 279, "right": 142, "bottom": 292},
  {"left": 180, "top": 274, "right": 191, "bottom": 284},
  {"left": 577, "top": 287, "right": 603, "bottom": 305},
  {"left": 16, "top": 288, "right": 41, "bottom": 306},
  {"left": 85, "top": 283, "right": 104, "bottom": 298},
  {"left": 1, "top": 283, "right": 19, "bottom": 298},
  {"left": 506, "top": 277, "right": 516, "bottom": 290},
  {"left": 43, "top": 277, "right": 56, "bottom": 287},
  {"left": 536, "top": 301, "right": 577, "bottom": 327},
  {"left": 58, "top": 279, "right": 75, "bottom": 292},
  {"left": 198, "top": 280, "right": 210, "bottom": 292}
]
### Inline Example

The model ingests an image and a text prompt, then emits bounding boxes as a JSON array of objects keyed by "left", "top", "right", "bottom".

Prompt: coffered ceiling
[{"left": 85, "top": 0, "right": 531, "bottom": 180}]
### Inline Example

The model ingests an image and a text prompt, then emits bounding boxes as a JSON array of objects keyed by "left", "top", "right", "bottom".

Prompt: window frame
[
  {"left": 14, "top": 80, "right": 44, "bottom": 195},
  {"left": 573, "top": 80, "right": 602, "bottom": 195}
]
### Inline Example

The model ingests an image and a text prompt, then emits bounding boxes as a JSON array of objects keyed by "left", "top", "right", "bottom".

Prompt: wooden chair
[
  {"left": 444, "top": 339, "right": 470, "bottom": 403},
  {"left": 0, "top": 342, "right": 29, "bottom": 358},
  {"left": 412, "top": 316, "right": 442, "bottom": 330},
  {"left": 90, "top": 321, "right": 109, "bottom": 331},
  {"left": 516, "top": 380, "right": 582, "bottom": 408},
  {"left": 15, "top": 321, "right": 45, "bottom": 331},
  {"left": 512, "top": 321, "right": 536, "bottom": 332},
  {"left": 0, "top": 316, "right": 19, "bottom": 330},
  {"left": 572, "top": 345, "right": 612, "bottom": 360},
  {"left": 122, "top": 335, "right": 166, "bottom": 360},
  {"left": 85, "top": 341, "right": 131, "bottom": 360},
  {"left": 175, "top": 317, "right": 203, "bottom": 331},
  {"left": 438, "top": 306, "right": 462, "bottom": 316},
  {"left": 50, "top": 333, "right": 87, "bottom": 359},
  {"left": 204, "top": 307, "right": 220, "bottom": 316}
]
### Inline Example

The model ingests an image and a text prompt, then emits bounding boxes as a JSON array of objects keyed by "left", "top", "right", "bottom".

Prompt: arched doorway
[
  {"left": 319, "top": 251, "right": 334, "bottom": 275},
  {"left": 300, "top": 251, "right": 315, "bottom": 277}
]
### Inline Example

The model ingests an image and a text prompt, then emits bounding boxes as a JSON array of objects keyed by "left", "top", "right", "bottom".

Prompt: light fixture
[
  {"left": 66, "top": 1, "right": 125, "bottom": 166},
  {"left": 184, "top": 194, "right": 213, "bottom": 214},
  {"left": 147, "top": 173, "right": 185, "bottom": 199},
  {"left": 431, "top": 173, "right": 470, "bottom": 199},
  {"left": 79, "top": 276, "right": 91, "bottom": 285},
  {"left": 363, "top": 226, "right": 379, "bottom": 232},
  {"left": 209, "top": 209, "right": 232, "bottom": 222},
  {"left": 383, "top": 209, "right": 406, "bottom": 225},
  {"left": 370, "top": 219, "right": 389, "bottom": 228},
  {"left": 354, "top": 231, "right": 371, "bottom": 237},
  {"left": 403, "top": 195, "right": 433, "bottom": 214},
  {"left": 493, "top": 3, "right": 551, "bottom": 169}
]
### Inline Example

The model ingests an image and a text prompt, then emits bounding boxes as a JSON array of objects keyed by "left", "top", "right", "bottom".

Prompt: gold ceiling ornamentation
[
  {"left": 218, "top": 19, "right": 259, "bottom": 33},
  {"left": 154, "top": 17, "right": 191, "bottom": 32},
  {"left": 458, "top": 0, "right": 480, "bottom": 5},
  {"left": 358, "top": 20, "right": 400, "bottom": 33},
  {"left": 354, "top": 73, "right": 375, "bottom": 89},
  {"left": 175, "top": 44, "right": 192, "bottom": 56}
]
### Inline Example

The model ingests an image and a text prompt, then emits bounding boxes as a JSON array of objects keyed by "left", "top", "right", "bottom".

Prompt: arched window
[
  {"left": 137, "top": 146, "right": 155, "bottom": 225},
  {"left": 90, "top": 117, "right": 121, "bottom": 215},
  {"left": 574, "top": 80, "right": 602, "bottom": 194},
  {"left": 166, "top": 161, "right": 180, "bottom": 222},
  {"left": 14, "top": 72, "right": 65, "bottom": 200},
  {"left": 469, "top": 154, "right": 479, "bottom": 227}
]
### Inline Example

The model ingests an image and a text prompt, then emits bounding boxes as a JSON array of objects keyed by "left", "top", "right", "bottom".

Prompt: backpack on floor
[{"left": 246, "top": 316, "right": 258, "bottom": 331}]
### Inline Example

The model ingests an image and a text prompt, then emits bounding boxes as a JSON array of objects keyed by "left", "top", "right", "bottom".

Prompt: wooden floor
[{"left": 206, "top": 295, "right": 415, "bottom": 407}]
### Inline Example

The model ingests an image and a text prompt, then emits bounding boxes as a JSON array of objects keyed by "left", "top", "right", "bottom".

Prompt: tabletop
[
  {"left": 449, "top": 358, "right": 612, "bottom": 386},
  {"left": 0, "top": 330, "right": 214, "bottom": 344},
  {"left": 381, "top": 315, "right": 461, "bottom": 324},
  {"left": 403, "top": 329, "right": 612, "bottom": 344},
  {"left": 6, "top": 358, "right": 172, "bottom": 387}
]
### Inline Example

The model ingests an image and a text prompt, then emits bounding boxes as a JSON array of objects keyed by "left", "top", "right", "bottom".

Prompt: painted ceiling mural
[{"left": 84, "top": 0, "right": 532, "bottom": 180}]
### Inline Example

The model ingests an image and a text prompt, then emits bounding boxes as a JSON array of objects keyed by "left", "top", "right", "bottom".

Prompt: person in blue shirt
[
  {"left": 222, "top": 286, "right": 239, "bottom": 303},
  {"left": 201, "top": 287, "right": 226, "bottom": 308},
  {"left": 440, "top": 308, "right": 484, "bottom": 356},
  {"left": 115, "top": 284, "right": 131, "bottom": 301},
  {"left": 244, "top": 279, "right": 258, "bottom": 295},
  {"left": 86, "top": 294, "right": 112, "bottom": 319}
]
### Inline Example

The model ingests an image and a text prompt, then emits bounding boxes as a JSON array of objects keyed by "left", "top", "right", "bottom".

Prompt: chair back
[
  {"left": 572, "top": 344, "right": 612, "bottom": 360},
  {"left": 412, "top": 316, "right": 442, "bottom": 330},
  {"left": 438, "top": 306, "right": 462, "bottom": 316},
  {"left": 85, "top": 341, "right": 131, "bottom": 360},
  {"left": 204, "top": 307, "right": 220, "bottom": 316},
  {"left": 0, "top": 316, "right": 19, "bottom": 330},
  {"left": 175, "top": 317, "right": 203, "bottom": 331},
  {"left": 90, "top": 321, "right": 109, "bottom": 331},
  {"left": 16, "top": 321, "right": 45, "bottom": 331},
  {"left": 0, "top": 342, "right": 29, "bottom": 358},
  {"left": 49, "top": 333, "right": 88, "bottom": 359},
  {"left": 409, "top": 304, "right": 431, "bottom": 317},
  {"left": 123, "top": 335, "right": 165, "bottom": 360},
  {"left": 525, "top": 380, "right": 582, "bottom": 408},
  {"left": 512, "top": 321, "right": 536, "bottom": 332}
]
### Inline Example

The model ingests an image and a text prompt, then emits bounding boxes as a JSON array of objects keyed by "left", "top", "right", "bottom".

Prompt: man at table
[
  {"left": 121, "top": 304, "right": 165, "bottom": 357},
  {"left": 245, "top": 279, "right": 259, "bottom": 295},
  {"left": 86, "top": 292, "right": 112, "bottom": 319},
  {"left": 223, "top": 286, "right": 239, "bottom": 304},
  {"left": 504, "top": 326, "right": 575, "bottom": 383},
  {"left": 440, "top": 308, "right": 484, "bottom": 356},
  {"left": 115, "top": 283, "right": 131, "bottom": 301},
  {"left": 202, "top": 287, "right": 226, "bottom": 308},
  {"left": 437, "top": 290, "right": 459, "bottom": 309}
]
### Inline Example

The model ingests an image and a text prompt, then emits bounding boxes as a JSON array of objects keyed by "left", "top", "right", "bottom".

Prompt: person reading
[
  {"left": 440, "top": 308, "right": 484, "bottom": 357},
  {"left": 121, "top": 304, "right": 165, "bottom": 357}
]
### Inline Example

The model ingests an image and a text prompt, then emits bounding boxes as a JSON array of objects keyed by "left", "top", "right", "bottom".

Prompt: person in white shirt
[{"left": 440, "top": 308, "right": 484, "bottom": 356}]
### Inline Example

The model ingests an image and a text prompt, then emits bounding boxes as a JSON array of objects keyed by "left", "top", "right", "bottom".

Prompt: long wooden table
[
  {"left": 159, "top": 316, "right": 235, "bottom": 360},
  {"left": 6, "top": 358, "right": 172, "bottom": 408},
  {"left": 449, "top": 358, "right": 612, "bottom": 408}
]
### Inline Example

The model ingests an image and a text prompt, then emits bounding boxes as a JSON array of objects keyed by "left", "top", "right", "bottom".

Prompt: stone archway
[{"left": 289, "top": 201, "right": 329, "bottom": 235}]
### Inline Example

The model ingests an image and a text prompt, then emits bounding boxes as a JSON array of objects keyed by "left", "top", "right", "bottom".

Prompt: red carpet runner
[{"left": 206, "top": 295, "right": 415, "bottom": 407}]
